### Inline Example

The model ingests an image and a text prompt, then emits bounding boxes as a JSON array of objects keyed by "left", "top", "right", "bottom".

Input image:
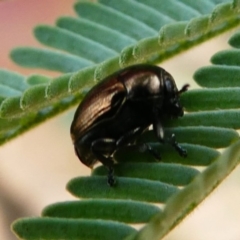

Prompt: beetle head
[{"left": 162, "top": 72, "right": 189, "bottom": 118}]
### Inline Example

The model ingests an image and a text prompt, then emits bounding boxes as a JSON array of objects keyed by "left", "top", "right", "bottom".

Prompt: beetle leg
[
  {"left": 168, "top": 134, "right": 187, "bottom": 157},
  {"left": 153, "top": 117, "right": 187, "bottom": 157},
  {"left": 138, "top": 143, "right": 161, "bottom": 161},
  {"left": 153, "top": 116, "right": 164, "bottom": 142},
  {"left": 117, "top": 127, "right": 162, "bottom": 160},
  {"left": 107, "top": 166, "right": 115, "bottom": 186},
  {"left": 116, "top": 127, "right": 146, "bottom": 147},
  {"left": 91, "top": 138, "right": 116, "bottom": 186}
]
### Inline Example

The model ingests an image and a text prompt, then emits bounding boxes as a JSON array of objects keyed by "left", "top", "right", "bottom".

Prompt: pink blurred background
[{"left": 0, "top": 1, "right": 240, "bottom": 240}]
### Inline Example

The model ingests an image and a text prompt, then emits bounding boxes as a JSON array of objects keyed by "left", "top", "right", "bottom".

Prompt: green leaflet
[
  {"left": 139, "top": 126, "right": 239, "bottom": 148},
  {"left": 133, "top": 0, "right": 200, "bottom": 20},
  {"left": 181, "top": 88, "right": 240, "bottom": 110},
  {"left": 42, "top": 199, "right": 160, "bottom": 223},
  {"left": 194, "top": 65, "right": 240, "bottom": 87},
  {"left": 12, "top": 218, "right": 136, "bottom": 240},
  {"left": 74, "top": 2, "right": 157, "bottom": 40},
  {"left": 34, "top": 25, "right": 117, "bottom": 62},
  {"left": 67, "top": 176, "right": 179, "bottom": 203},
  {"left": 114, "top": 143, "right": 219, "bottom": 166},
  {"left": 98, "top": 0, "right": 172, "bottom": 29},
  {"left": 0, "top": 70, "right": 27, "bottom": 104},
  {"left": 10, "top": 47, "right": 93, "bottom": 72},
  {"left": 93, "top": 163, "right": 199, "bottom": 186},
  {"left": 229, "top": 30, "right": 240, "bottom": 47},
  {"left": 0, "top": 0, "right": 239, "bottom": 145},
  {"left": 56, "top": 17, "right": 136, "bottom": 52},
  {"left": 0, "top": 69, "right": 27, "bottom": 93},
  {"left": 26, "top": 74, "right": 50, "bottom": 85},
  {"left": 126, "top": 139, "right": 240, "bottom": 240}
]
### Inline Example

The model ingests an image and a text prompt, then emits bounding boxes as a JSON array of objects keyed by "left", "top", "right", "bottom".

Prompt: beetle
[{"left": 71, "top": 64, "right": 189, "bottom": 186}]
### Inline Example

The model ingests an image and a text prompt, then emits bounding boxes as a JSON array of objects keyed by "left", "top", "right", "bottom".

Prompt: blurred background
[{"left": 0, "top": 1, "right": 240, "bottom": 239}]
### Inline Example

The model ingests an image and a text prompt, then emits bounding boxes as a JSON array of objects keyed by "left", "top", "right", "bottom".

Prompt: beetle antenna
[{"left": 178, "top": 84, "right": 189, "bottom": 95}]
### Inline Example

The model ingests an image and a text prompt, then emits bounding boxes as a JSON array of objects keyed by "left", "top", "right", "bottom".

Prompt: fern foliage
[
  {"left": 1, "top": 0, "right": 239, "bottom": 239},
  {"left": 1, "top": 0, "right": 240, "bottom": 145}
]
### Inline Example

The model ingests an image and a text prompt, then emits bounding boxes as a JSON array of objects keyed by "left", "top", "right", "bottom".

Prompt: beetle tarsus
[
  {"left": 107, "top": 167, "right": 115, "bottom": 187},
  {"left": 169, "top": 134, "right": 187, "bottom": 158},
  {"left": 139, "top": 143, "right": 161, "bottom": 161}
]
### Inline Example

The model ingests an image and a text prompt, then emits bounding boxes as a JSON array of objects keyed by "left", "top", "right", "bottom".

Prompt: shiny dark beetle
[{"left": 71, "top": 64, "right": 189, "bottom": 186}]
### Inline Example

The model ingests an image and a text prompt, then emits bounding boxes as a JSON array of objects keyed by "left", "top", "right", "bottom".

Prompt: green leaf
[
  {"left": 229, "top": 30, "right": 240, "bottom": 47},
  {"left": 125, "top": 139, "right": 240, "bottom": 240},
  {"left": 194, "top": 65, "right": 240, "bottom": 87},
  {"left": 42, "top": 199, "right": 160, "bottom": 223},
  {"left": 114, "top": 143, "right": 219, "bottom": 166},
  {"left": 67, "top": 176, "right": 178, "bottom": 203},
  {"left": 12, "top": 218, "right": 136, "bottom": 240},
  {"left": 3, "top": 1, "right": 240, "bottom": 240},
  {"left": 168, "top": 110, "right": 240, "bottom": 129},
  {"left": 0, "top": 70, "right": 28, "bottom": 102},
  {"left": 177, "top": 0, "right": 215, "bottom": 14},
  {"left": 134, "top": 0, "right": 200, "bottom": 20},
  {"left": 74, "top": 2, "right": 157, "bottom": 39},
  {"left": 26, "top": 74, "right": 50, "bottom": 85},
  {"left": 1, "top": 0, "right": 240, "bottom": 145},
  {"left": 98, "top": 0, "right": 172, "bottom": 29},
  {"left": 20, "top": 85, "right": 48, "bottom": 111},
  {"left": 181, "top": 88, "right": 240, "bottom": 110},
  {"left": 211, "top": 49, "right": 240, "bottom": 66},
  {"left": 10, "top": 47, "right": 93, "bottom": 73},
  {"left": 34, "top": 25, "right": 117, "bottom": 62},
  {"left": 56, "top": 17, "right": 136, "bottom": 52},
  {"left": 93, "top": 163, "right": 199, "bottom": 186},
  {"left": 139, "top": 127, "right": 239, "bottom": 148}
]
